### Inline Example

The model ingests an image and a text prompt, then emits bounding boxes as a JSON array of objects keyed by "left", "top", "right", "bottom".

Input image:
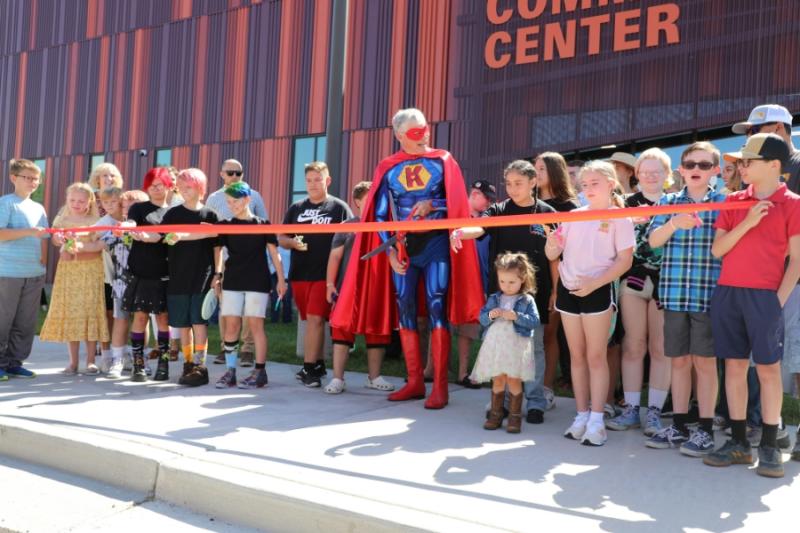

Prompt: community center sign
[{"left": 484, "top": 0, "right": 681, "bottom": 68}]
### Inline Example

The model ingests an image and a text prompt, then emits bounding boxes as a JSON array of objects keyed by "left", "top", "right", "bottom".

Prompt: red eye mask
[{"left": 405, "top": 125, "right": 429, "bottom": 141}]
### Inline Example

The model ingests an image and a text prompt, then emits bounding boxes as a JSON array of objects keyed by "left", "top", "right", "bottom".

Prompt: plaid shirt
[{"left": 647, "top": 187, "right": 725, "bottom": 313}]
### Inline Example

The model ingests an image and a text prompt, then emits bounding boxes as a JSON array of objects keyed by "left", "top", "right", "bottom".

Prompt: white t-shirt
[{"left": 557, "top": 206, "right": 635, "bottom": 290}]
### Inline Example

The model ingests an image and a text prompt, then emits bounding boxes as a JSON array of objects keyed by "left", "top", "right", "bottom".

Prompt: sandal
[
  {"left": 62, "top": 366, "right": 78, "bottom": 375},
  {"left": 324, "top": 377, "right": 346, "bottom": 394},
  {"left": 84, "top": 364, "right": 100, "bottom": 376},
  {"left": 457, "top": 375, "right": 481, "bottom": 389},
  {"left": 365, "top": 376, "right": 395, "bottom": 391}
]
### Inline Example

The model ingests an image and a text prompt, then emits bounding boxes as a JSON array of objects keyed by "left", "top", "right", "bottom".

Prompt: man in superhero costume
[{"left": 331, "top": 108, "right": 484, "bottom": 409}]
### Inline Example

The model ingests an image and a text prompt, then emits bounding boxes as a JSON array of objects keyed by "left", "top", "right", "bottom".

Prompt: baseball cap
[
  {"left": 732, "top": 104, "right": 793, "bottom": 134},
  {"left": 471, "top": 180, "right": 496, "bottom": 200},
  {"left": 723, "top": 133, "right": 790, "bottom": 164},
  {"left": 608, "top": 152, "right": 637, "bottom": 169}
]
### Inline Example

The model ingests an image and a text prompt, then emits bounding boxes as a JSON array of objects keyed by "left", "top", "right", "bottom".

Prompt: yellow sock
[{"left": 182, "top": 345, "right": 193, "bottom": 363}]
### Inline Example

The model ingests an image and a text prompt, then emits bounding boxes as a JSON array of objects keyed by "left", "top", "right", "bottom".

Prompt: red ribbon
[{"left": 46, "top": 201, "right": 754, "bottom": 235}]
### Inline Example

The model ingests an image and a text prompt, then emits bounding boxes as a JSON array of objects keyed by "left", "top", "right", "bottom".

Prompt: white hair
[{"left": 392, "top": 108, "right": 427, "bottom": 134}]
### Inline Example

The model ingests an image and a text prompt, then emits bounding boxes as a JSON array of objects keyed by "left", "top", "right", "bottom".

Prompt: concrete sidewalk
[{"left": 0, "top": 339, "right": 798, "bottom": 532}]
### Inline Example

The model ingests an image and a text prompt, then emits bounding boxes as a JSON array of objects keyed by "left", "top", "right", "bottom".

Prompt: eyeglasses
[
  {"left": 748, "top": 122, "right": 778, "bottom": 136},
  {"left": 224, "top": 170, "right": 243, "bottom": 177},
  {"left": 681, "top": 161, "right": 715, "bottom": 171},
  {"left": 13, "top": 174, "right": 40, "bottom": 183}
]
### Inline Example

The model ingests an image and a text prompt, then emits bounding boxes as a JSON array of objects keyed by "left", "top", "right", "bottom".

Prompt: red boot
[
  {"left": 424, "top": 327, "right": 450, "bottom": 409},
  {"left": 387, "top": 329, "right": 426, "bottom": 401}
]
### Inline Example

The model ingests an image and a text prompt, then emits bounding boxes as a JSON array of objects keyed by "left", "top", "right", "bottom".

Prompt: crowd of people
[{"left": 1, "top": 104, "right": 800, "bottom": 479}]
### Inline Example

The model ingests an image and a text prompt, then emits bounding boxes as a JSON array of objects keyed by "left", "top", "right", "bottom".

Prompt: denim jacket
[{"left": 479, "top": 292, "right": 540, "bottom": 338}]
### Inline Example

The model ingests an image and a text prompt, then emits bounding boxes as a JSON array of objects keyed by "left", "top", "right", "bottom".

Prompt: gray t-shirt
[
  {"left": 331, "top": 216, "right": 360, "bottom": 289},
  {"left": 784, "top": 148, "right": 800, "bottom": 194}
]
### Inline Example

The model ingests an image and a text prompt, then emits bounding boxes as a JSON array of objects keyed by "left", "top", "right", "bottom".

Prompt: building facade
[{"left": 2, "top": 0, "right": 799, "bottom": 229}]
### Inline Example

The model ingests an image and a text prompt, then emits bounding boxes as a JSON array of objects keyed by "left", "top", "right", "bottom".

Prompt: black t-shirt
[
  {"left": 127, "top": 201, "right": 169, "bottom": 280},
  {"left": 219, "top": 217, "right": 278, "bottom": 293},
  {"left": 162, "top": 205, "right": 219, "bottom": 295},
  {"left": 541, "top": 197, "right": 580, "bottom": 213},
  {"left": 282, "top": 196, "right": 353, "bottom": 281},
  {"left": 484, "top": 198, "right": 556, "bottom": 324}
]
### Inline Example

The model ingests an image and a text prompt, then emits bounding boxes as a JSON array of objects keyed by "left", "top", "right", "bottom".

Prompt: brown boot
[
  {"left": 484, "top": 391, "right": 505, "bottom": 430},
  {"left": 507, "top": 393, "right": 523, "bottom": 433}
]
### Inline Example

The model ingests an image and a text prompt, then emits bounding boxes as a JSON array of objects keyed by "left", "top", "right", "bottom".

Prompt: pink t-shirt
[{"left": 557, "top": 206, "right": 636, "bottom": 290}]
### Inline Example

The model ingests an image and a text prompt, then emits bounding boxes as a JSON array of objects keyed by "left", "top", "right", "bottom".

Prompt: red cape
[{"left": 330, "top": 149, "right": 484, "bottom": 336}]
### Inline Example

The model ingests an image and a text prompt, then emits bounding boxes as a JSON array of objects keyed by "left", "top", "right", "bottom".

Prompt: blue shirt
[
  {"left": 0, "top": 193, "right": 48, "bottom": 278},
  {"left": 647, "top": 187, "right": 724, "bottom": 312}
]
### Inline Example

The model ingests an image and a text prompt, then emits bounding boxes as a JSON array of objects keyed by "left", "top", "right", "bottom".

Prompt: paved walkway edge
[{"left": 0, "top": 416, "right": 481, "bottom": 532}]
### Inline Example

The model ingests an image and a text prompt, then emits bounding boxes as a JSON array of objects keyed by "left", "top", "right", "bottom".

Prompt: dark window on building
[
  {"left": 30, "top": 159, "right": 46, "bottom": 205},
  {"left": 291, "top": 135, "right": 327, "bottom": 203},
  {"left": 155, "top": 148, "right": 172, "bottom": 168}
]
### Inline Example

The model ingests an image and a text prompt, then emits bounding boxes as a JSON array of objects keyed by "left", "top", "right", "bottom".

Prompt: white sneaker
[
  {"left": 99, "top": 355, "right": 112, "bottom": 374},
  {"left": 582, "top": 423, "right": 608, "bottom": 446},
  {"left": 122, "top": 354, "right": 133, "bottom": 372},
  {"left": 107, "top": 360, "right": 124, "bottom": 379},
  {"left": 544, "top": 386, "right": 556, "bottom": 411},
  {"left": 564, "top": 413, "right": 589, "bottom": 440},
  {"left": 324, "top": 377, "right": 346, "bottom": 394},
  {"left": 365, "top": 376, "right": 395, "bottom": 391}
]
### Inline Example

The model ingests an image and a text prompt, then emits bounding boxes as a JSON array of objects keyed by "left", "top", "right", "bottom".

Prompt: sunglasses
[
  {"left": 225, "top": 170, "right": 243, "bottom": 177},
  {"left": 405, "top": 125, "right": 429, "bottom": 142},
  {"left": 747, "top": 122, "right": 777, "bottom": 136},
  {"left": 681, "top": 161, "right": 715, "bottom": 171}
]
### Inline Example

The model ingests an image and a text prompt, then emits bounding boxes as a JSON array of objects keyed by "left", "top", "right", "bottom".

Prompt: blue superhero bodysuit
[{"left": 374, "top": 157, "right": 450, "bottom": 331}]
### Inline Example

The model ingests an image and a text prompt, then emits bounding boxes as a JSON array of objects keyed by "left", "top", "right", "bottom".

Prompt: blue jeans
[{"left": 523, "top": 324, "right": 547, "bottom": 412}]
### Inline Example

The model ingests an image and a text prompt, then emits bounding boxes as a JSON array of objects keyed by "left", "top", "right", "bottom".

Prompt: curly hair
[{"left": 494, "top": 252, "right": 536, "bottom": 295}]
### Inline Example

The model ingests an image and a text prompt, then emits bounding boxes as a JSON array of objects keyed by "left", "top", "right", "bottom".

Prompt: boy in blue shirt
[{"left": 0, "top": 159, "right": 49, "bottom": 380}]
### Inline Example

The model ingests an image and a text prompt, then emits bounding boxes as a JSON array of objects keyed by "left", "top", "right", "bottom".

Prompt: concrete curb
[{"left": 0, "top": 416, "right": 482, "bottom": 532}]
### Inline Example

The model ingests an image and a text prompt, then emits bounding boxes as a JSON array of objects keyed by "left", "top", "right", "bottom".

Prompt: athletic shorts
[
  {"left": 330, "top": 326, "right": 391, "bottom": 348},
  {"left": 221, "top": 290, "right": 269, "bottom": 319},
  {"left": 711, "top": 285, "right": 783, "bottom": 365},
  {"left": 663, "top": 310, "right": 714, "bottom": 358},
  {"left": 122, "top": 276, "right": 168, "bottom": 314},
  {"left": 291, "top": 280, "right": 331, "bottom": 320},
  {"left": 555, "top": 279, "right": 616, "bottom": 316},
  {"left": 167, "top": 293, "right": 207, "bottom": 327}
]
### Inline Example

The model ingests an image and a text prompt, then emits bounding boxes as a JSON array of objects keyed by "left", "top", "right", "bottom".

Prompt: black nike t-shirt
[
  {"left": 282, "top": 196, "right": 353, "bottom": 281},
  {"left": 126, "top": 201, "right": 169, "bottom": 280},
  {"left": 219, "top": 217, "right": 278, "bottom": 293},
  {"left": 483, "top": 198, "right": 556, "bottom": 324},
  {"left": 162, "top": 204, "right": 219, "bottom": 295}
]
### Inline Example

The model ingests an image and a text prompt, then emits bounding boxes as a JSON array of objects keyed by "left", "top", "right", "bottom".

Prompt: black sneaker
[
  {"left": 526, "top": 409, "right": 544, "bottom": 424},
  {"left": 296, "top": 367, "right": 309, "bottom": 381},
  {"left": 179, "top": 363, "right": 209, "bottom": 387},
  {"left": 756, "top": 446, "right": 784, "bottom": 478},
  {"left": 792, "top": 430, "right": 800, "bottom": 462},
  {"left": 703, "top": 439, "right": 754, "bottom": 467},
  {"left": 131, "top": 356, "right": 147, "bottom": 382},
  {"left": 312, "top": 361, "right": 327, "bottom": 378},
  {"left": 301, "top": 368, "right": 321, "bottom": 388},
  {"left": 153, "top": 354, "right": 170, "bottom": 381},
  {"left": 213, "top": 353, "right": 225, "bottom": 365}
]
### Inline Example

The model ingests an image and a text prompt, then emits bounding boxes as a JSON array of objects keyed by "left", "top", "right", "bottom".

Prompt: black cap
[
  {"left": 723, "top": 133, "right": 790, "bottom": 166},
  {"left": 471, "top": 180, "right": 496, "bottom": 200}
]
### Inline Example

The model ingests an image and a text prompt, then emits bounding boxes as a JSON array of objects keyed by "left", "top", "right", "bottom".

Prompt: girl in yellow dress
[{"left": 40, "top": 183, "right": 110, "bottom": 374}]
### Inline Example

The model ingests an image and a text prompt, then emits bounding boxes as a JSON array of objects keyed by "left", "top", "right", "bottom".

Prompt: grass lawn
[{"left": 36, "top": 310, "right": 800, "bottom": 425}]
